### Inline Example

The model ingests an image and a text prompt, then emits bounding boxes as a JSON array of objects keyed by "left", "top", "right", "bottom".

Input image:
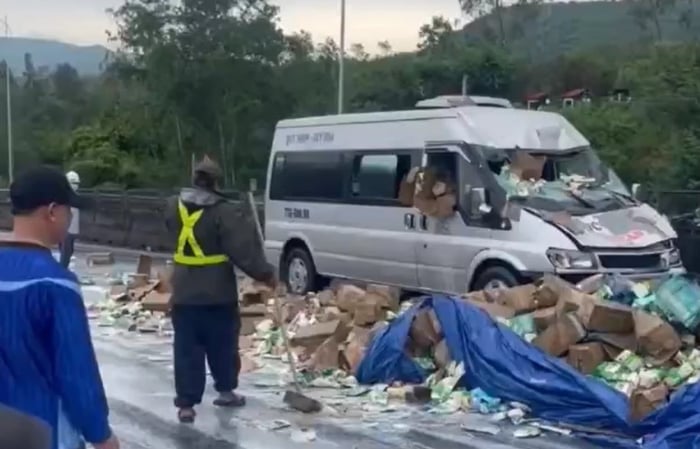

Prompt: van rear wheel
[
  {"left": 282, "top": 247, "right": 318, "bottom": 295},
  {"left": 472, "top": 266, "right": 519, "bottom": 291}
]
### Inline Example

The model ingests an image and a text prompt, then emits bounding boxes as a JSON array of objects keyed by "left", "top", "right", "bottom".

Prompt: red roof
[
  {"left": 561, "top": 88, "right": 587, "bottom": 99},
  {"left": 525, "top": 92, "right": 548, "bottom": 101}
]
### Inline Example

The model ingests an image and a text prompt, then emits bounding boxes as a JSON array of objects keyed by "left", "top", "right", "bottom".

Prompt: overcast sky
[{"left": 5, "top": 0, "right": 462, "bottom": 52}]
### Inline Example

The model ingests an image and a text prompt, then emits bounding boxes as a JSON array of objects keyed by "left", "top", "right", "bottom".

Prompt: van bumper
[{"left": 521, "top": 267, "right": 686, "bottom": 285}]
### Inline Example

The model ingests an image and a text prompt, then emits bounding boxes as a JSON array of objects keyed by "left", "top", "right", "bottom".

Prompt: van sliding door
[
  {"left": 337, "top": 149, "right": 422, "bottom": 289},
  {"left": 415, "top": 145, "right": 492, "bottom": 294}
]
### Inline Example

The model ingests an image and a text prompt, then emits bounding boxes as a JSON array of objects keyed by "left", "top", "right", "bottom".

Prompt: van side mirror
[
  {"left": 632, "top": 183, "right": 650, "bottom": 203},
  {"left": 631, "top": 183, "right": 641, "bottom": 200}
]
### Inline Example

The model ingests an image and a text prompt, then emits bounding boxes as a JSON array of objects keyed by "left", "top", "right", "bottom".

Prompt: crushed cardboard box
[
  {"left": 629, "top": 384, "right": 669, "bottom": 421},
  {"left": 533, "top": 313, "right": 587, "bottom": 357},
  {"left": 568, "top": 342, "right": 607, "bottom": 375}
]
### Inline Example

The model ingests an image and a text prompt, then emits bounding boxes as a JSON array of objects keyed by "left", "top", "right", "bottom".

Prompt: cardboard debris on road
[
  {"left": 87, "top": 250, "right": 700, "bottom": 424},
  {"left": 87, "top": 252, "right": 115, "bottom": 266}
]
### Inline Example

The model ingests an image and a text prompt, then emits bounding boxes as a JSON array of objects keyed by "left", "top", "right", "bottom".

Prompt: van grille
[{"left": 598, "top": 254, "right": 662, "bottom": 270}]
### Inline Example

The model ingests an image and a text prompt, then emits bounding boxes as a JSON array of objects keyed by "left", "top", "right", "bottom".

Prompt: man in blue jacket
[{"left": 0, "top": 166, "right": 119, "bottom": 449}]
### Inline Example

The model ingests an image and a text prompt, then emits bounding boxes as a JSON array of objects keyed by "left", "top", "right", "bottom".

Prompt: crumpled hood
[
  {"left": 542, "top": 204, "right": 677, "bottom": 249},
  {"left": 178, "top": 187, "right": 222, "bottom": 206}
]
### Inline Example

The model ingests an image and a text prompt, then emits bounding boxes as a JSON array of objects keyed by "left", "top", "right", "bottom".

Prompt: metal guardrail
[
  {"left": 0, "top": 189, "right": 265, "bottom": 252},
  {"left": 0, "top": 189, "right": 696, "bottom": 272}
]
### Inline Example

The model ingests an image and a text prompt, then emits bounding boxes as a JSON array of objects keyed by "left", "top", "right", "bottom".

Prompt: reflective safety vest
[{"left": 173, "top": 200, "right": 229, "bottom": 266}]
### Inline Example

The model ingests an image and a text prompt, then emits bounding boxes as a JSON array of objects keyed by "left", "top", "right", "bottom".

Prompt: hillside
[
  {"left": 462, "top": 0, "right": 700, "bottom": 60},
  {"left": 0, "top": 37, "right": 109, "bottom": 75}
]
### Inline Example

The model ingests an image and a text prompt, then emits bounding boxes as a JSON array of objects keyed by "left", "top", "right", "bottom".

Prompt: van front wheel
[
  {"left": 282, "top": 247, "right": 318, "bottom": 295},
  {"left": 472, "top": 266, "right": 519, "bottom": 291}
]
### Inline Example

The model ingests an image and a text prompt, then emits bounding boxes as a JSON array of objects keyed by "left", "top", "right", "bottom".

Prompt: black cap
[{"left": 10, "top": 166, "right": 90, "bottom": 215}]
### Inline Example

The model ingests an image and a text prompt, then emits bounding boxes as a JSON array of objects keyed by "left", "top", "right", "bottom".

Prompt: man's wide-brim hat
[{"left": 193, "top": 155, "right": 223, "bottom": 179}]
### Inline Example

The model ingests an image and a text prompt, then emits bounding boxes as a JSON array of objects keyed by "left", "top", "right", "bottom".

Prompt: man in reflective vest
[{"left": 165, "top": 156, "right": 276, "bottom": 423}]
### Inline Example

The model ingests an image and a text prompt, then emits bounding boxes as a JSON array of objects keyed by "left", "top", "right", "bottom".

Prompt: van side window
[
  {"left": 269, "top": 151, "right": 343, "bottom": 201},
  {"left": 351, "top": 154, "right": 411, "bottom": 200}
]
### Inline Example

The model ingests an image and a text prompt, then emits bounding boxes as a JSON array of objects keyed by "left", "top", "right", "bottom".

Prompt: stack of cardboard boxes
[
  {"left": 239, "top": 282, "right": 399, "bottom": 374},
  {"left": 452, "top": 275, "right": 695, "bottom": 422}
]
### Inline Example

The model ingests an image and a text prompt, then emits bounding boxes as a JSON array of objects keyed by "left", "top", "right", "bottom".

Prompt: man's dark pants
[
  {"left": 171, "top": 304, "right": 241, "bottom": 408},
  {"left": 59, "top": 234, "right": 76, "bottom": 269},
  {"left": 0, "top": 404, "right": 51, "bottom": 449}
]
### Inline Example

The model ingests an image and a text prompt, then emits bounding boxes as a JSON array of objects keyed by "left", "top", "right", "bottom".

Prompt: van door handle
[
  {"left": 404, "top": 213, "right": 415, "bottom": 229},
  {"left": 419, "top": 215, "right": 428, "bottom": 231}
]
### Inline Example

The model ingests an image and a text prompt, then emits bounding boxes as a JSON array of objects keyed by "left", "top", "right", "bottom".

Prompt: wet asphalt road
[{"left": 70, "top": 247, "right": 604, "bottom": 449}]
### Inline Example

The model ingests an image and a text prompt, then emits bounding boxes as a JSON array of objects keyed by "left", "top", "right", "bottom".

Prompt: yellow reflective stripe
[
  {"left": 177, "top": 201, "right": 205, "bottom": 257},
  {"left": 174, "top": 200, "right": 228, "bottom": 266},
  {"left": 173, "top": 253, "right": 229, "bottom": 265}
]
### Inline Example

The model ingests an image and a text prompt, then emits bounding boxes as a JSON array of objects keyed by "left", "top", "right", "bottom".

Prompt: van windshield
[{"left": 480, "top": 146, "right": 633, "bottom": 215}]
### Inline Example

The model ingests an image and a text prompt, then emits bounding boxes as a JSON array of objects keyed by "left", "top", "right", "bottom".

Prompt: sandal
[
  {"left": 177, "top": 408, "right": 196, "bottom": 423},
  {"left": 213, "top": 392, "right": 246, "bottom": 407}
]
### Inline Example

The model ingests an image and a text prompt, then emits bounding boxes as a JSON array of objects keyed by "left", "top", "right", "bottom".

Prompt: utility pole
[
  {"left": 337, "top": 0, "right": 346, "bottom": 114},
  {"left": 1, "top": 16, "right": 12, "bottom": 184}
]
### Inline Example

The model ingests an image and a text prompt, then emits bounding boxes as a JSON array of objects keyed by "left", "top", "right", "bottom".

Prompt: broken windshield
[{"left": 480, "top": 146, "right": 632, "bottom": 215}]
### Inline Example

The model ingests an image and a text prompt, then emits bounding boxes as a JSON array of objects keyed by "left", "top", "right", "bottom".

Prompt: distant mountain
[
  {"left": 461, "top": 0, "right": 700, "bottom": 60},
  {"left": 0, "top": 37, "right": 109, "bottom": 75}
]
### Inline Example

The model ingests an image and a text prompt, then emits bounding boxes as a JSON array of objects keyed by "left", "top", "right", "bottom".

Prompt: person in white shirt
[{"left": 59, "top": 170, "right": 80, "bottom": 268}]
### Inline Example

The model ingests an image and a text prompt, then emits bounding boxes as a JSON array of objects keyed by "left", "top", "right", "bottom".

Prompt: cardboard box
[
  {"left": 413, "top": 196, "right": 439, "bottom": 217},
  {"left": 533, "top": 313, "right": 587, "bottom": 357},
  {"left": 577, "top": 301, "right": 635, "bottom": 334},
  {"left": 536, "top": 275, "right": 578, "bottom": 309},
  {"left": 415, "top": 167, "right": 438, "bottom": 200},
  {"left": 317, "top": 289, "right": 337, "bottom": 306},
  {"left": 141, "top": 291, "right": 171, "bottom": 313},
  {"left": 127, "top": 273, "right": 150, "bottom": 289},
  {"left": 398, "top": 171, "right": 418, "bottom": 206},
  {"left": 568, "top": 342, "right": 607, "bottom": 374},
  {"left": 463, "top": 291, "right": 488, "bottom": 303},
  {"left": 510, "top": 152, "right": 546, "bottom": 180},
  {"left": 434, "top": 194, "right": 457, "bottom": 219},
  {"left": 629, "top": 384, "right": 669, "bottom": 421},
  {"left": 291, "top": 319, "right": 350, "bottom": 351},
  {"left": 489, "top": 284, "right": 538, "bottom": 313},
  {"left": 533, "top": 307, "right": 558, "bottom": 331},
  {"left": 354, "top": 294, "right": 386, "bottom": 326},
  {"left": 129, "top": 281, "right": 159, "bottom": 302},
  {"left": 155, "top": 267, "right": 173, "bottom": 293},
  {"left": 576, "top": 274, "right": 605, "bottom": 294},
  {"left": 556, "top": 289, "right": 596, "bottom": 317},
  {"left": 87, "top": 252, "right": 114, "bottom": 266},
  {"left": 433, "top": 339, "right": 451, "bottom": 369},
  {"left": 634, "top": 311, "right": 681, "bottom": 365},
  {"left": 342, "top": 326, "right": 374, "bottom": 374},
  {"left": 367, "top": 284, "right": 401, "bottom": 311},
  {"left": 466, "top": 299, "right": 515, "bottom": 319},
  {"left": 588, "top": 332, "right": 638, "bottom": 353},
  {"left": 309, "top": 336, "right": 341, "bottom": 372},
  {"left": 336, "top": 284, "right": 366, "bottom": 313},
  {"left": 136, "top": 254, "right": 153, "bottom": 277},
  {"left": 410, "top": 309, "right": 444, "bottom": 349}
]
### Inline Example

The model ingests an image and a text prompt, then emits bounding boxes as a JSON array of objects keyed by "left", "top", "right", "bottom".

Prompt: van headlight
[{"left": 546, "top": 248, "right": 597, "bottom": 269}]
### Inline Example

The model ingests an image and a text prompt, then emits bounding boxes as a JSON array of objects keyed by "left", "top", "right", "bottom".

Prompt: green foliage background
[{"left": 2, "top": 0, "right": 700, "bottom": 191}]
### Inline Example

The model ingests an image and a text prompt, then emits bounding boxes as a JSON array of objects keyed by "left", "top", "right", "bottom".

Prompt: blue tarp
[{"left": 356, "top": 295, "right": 700, "bottom": 449}]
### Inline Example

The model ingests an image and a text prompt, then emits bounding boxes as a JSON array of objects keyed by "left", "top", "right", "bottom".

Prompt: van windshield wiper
[
  {"left": 565, "top": 190, "right": 596, "bottom": 209},
  {"left": 597, "top": 186, "right": 638, "bottom": 205}
]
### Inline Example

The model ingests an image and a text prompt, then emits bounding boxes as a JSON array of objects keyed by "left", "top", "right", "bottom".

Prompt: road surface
[{"left": 55, "top": 241, "right": 603, "bottom": 449}]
